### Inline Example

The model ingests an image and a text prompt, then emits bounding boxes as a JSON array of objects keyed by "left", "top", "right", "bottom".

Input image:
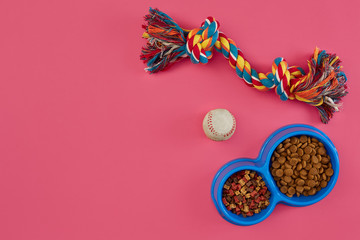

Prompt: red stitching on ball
[{"left": 207, "top": 111, "right": 235, "bottom": 137}]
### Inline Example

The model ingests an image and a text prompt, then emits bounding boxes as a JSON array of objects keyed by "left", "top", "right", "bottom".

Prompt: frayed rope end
[
  {"left": 294, "top": 48, "right": 348, "bottom": 123},
  {"left": 140, "top": 8, "right": 188, "bottom": 73}
]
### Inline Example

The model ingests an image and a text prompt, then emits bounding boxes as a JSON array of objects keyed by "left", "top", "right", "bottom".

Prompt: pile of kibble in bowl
[
  {"left": 270, "top": 136, "right": 334, "bottom": 197},
  {"left": 222, "top": 170, "right": 271, "bottom": 217}
]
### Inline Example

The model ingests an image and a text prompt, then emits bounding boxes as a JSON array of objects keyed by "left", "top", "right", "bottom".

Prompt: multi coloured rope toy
[{"left": 140, "top": 8, "right": 348, "bottom": 123}]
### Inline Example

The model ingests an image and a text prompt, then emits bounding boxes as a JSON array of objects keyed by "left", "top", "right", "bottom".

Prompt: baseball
[{"left": 202, "top": 109, "right": 236, "bottom": 141}]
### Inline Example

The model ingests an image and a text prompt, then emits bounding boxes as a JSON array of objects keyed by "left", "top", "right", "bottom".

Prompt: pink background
[{"left": 0, "top": 0, "right": 359, "bottom": 239}]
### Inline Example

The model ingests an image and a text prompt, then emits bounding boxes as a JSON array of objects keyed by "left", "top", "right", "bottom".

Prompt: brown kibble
[
  {"left": 325, "top": 168, "right": 334, "bottom": 177},
  {"left": 284, "top": 162, "right": 292, "bottom": 169},
  {"left": 304, "top": 146, "right": 312, "bottom": 154},
  {"left": 302, "top": 154, "right": 310, "bottom": 161},
  {"left": 288, "top": 187, "right": 296, "bottom": 195},
  {"left": 318, "top": 147, "right": 326, "bottom": 155},
  {"left": 296, "top": 164, "right": 302, "bottom": 171},
  {"left": 309, "top": 168, "right": 318, "bottom": 175},
  {"left": 274, "top": 151, "right": 280, "bottom": 157},
  {"left": 286, "top": 149, "right": 291, "bottom": 155},
  {"left": 311, "top": 138, "right": 319, "bottom": 143},
  {"left": 276, "top": 169, "right": 284, "bottom": 177},
  {"left": 300, "top": 135, "right": 308, "bottom": 143},
  {"left": 290, "top": 137, "right": 299, "bottom": 145},
  {"left": 321, "top": 157, "right": 330, "bottom": 164},
  {"left": 272, "top": 161, "right": 280, "bottom": 169},
  {"left": 296, "top": 186, "right": 304, "bottom": 193},
  {"left": 284, "top": 176, "right": 292, "bottom": 183},
  {"left": 271, "top": 136, "right": 333, "bottom": 198},
  {"left": 314, "top": 163, "right": 322, "bottom": 169},
  {"left": 280, "top": 186, "right": 288, "bottom": 194},
  {"left": 297, "top": 179, "right": 305, "bottom": 186},
  {"left": 297, "top": 148, "right": 304, "bottom": 156},
  {"left": 278, "top": 156, "right": 286, "bottom": 164},
  {"left": 277, "top": 148, "right": 285, "bottom": 153},
  {"left": 280, "top": 180, "right": 287, "bottom": 186},
  {"left": 322, "top": 173, "right": 327, "bottom": 181},
  {"left": 284, "top": 168, "right": 293, "bottom": 176},
  {"left": 289, "top": 145, "right": 297, "bottom": 153},
  {"left": 290, "top": 158, "right": 298, "bottom": 166},
  {"left": 302, "top": 160, "right": 307, "bottom": 168},
  {"left": 308, "top": 188, "right": 316, "bottom": 196},
  {"left": 305, "top": 164, "right": 312, "bottom": 171},
  {"left": 311, "top": 155, "right": 319, "bottom": 164},
  {"left": 307, "top": 180, "right": 316, "bottom": 188},
  {"left": 284, "top": 143, "right": 292, "bottom": 149},
  {"left": 310, "top": 149, "right": 316, "bottom": 156}
]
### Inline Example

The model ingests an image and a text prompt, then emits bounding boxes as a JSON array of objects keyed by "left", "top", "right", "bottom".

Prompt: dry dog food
[
  {"left": 222, "top": 170, "right": 271, "bottom": 217},
  {"left": 270, "top": 136, "right": 334, "bottom": 197}
]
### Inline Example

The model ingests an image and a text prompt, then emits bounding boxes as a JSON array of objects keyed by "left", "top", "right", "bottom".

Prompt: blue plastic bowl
[{"left": 211, "top": 124, "right": 339, "bottom": 226}]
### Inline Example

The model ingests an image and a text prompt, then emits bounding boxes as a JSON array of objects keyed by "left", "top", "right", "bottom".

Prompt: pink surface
[{"left": 0, "top": 0, "right": 359, "bottom": 239}]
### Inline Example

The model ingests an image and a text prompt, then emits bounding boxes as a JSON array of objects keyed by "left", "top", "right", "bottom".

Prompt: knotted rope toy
[{"left": 140, "top": 8, "right": 348, "bottom": 123}]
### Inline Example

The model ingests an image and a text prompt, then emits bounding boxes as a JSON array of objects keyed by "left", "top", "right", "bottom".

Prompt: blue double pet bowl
[{"left": 211, "top": 124, "right": 339, "bottom": 226}]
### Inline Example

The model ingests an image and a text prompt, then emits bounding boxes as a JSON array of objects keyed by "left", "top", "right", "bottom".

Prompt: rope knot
[
  {"left": 186, "top": 17, "right": 220, "bottom": 64},
  {"left": 272, "top": 58, "right": 306, "bottom": 101}
]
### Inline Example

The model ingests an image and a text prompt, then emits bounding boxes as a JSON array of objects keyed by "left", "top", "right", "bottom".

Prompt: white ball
[{"left": 202, "top": 109, "right": 236, "bottom": 141}]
